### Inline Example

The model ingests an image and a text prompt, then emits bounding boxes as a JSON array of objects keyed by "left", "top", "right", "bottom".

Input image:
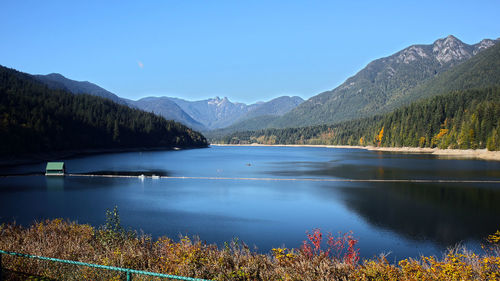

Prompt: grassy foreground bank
[{"left": 0, "top": 216, "right": 499, "bottom": 280}]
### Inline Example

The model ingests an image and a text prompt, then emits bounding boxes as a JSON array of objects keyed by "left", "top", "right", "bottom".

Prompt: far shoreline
[
  {"left": 211, "top": 143, "right": 500, "bottom": 161},
  {"left": 0, "top": 145, "right": 209, "bottom": 168}
]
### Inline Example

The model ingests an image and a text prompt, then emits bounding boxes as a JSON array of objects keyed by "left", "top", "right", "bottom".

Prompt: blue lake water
[{"left": 1, "top": 146, "right": 499, "bottom": 260}]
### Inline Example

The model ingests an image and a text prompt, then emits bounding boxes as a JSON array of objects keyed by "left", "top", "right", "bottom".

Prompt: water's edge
[{"left": 211, "top": 144, "right": 500, "bottom": 161}]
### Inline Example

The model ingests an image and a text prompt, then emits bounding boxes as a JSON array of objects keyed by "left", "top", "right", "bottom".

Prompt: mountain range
[
  {"left": 16, "top": 35, "right": 500, "bottom": 139},
  {"left": 267, "top": 35, "right": 498, "bottom": 128},
  {"left": 165, "top": 96, "right": 304, "bottom": 130},
  {"left": 132, "top": 97, "right": 206, "bottom": 131},
  {"left": 216, "top": 41, "right": 500, "bottom": 150},
  {"left": 34, "top": 74, "right": 304, "bottom": 131},
  {"left": 0, "top": 66, "right": 207, "bottom": 157},
  {"left": 34, "top": 73, "right": 132, "bottom": 106}
]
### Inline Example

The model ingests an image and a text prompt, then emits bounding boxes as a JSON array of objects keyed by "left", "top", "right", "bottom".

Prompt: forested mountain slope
[
  {"left": 34, "top": 71, "right": 305, "bottom": 131},
  {"left": 35, "top": 73, "right": 131, "bottom": 106},
  {"left": 218, "top": 87, "right": 500, "bottom": 151},
  {"left": 163, "top": 96, "right": 303, "bottom": 130},
  {"left": 269, "top": 36, "right": 497, "bottom": 128},
  {"left": 0, "top": 66, "right": 207, "bottom": 157},
  {"left": 236, "top": 96, "right": 304, "bottom": 121},
  {"left": 401, "top": 39, "right": 500, "bottom": 104},
  {"left": 205, "top": 96, "right": 304, "bottom": 136},
  {"left": 134, "top": 97, "right": 205, "bottom": 131},
  {"left": 166, "top": 96, "right": 257, "bottom": 130},
  {"left": 204, "top": 115, "right": 280, "bottom": 139}
]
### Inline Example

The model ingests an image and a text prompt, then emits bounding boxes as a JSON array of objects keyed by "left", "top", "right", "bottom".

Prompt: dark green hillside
[
  {"left": 134, "top": 97, "right": 206, "bottom": 131},
  {"left": 217, "top": 88, "right": 500, "bottom": 151},
  {"left": 238, "top": 96, "right": 304, "bottom": 121},
  {"left": 0, "top": 66, "right": 208, "bottom": 157},
  {"left": 269, "top": 36, "right": 497, "bottom": 129},
  {"left": 403, "top": 41, "right": 500, "bottom": 104},
  {"left": 34, "top": 73, "right": 130, "bottom": 106},
  {"left": 205, "top": 115, "right": 279, "bottom": 138}
]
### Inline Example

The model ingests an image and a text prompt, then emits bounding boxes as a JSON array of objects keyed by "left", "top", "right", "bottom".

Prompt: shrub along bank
[{"left": 0, "top": 210, "right": 498, "bottom": 280}]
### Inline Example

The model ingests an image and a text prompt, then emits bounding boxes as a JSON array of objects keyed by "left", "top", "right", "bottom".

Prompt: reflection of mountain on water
[
  {"left": 264, "top": 158, "right": 500, "bottom": 246},
  {"left": 336, "top": 182, "right": 500, "bottom": 245},
  {"left": 267, "top": 162, "right": 500, "bottom": 181}
]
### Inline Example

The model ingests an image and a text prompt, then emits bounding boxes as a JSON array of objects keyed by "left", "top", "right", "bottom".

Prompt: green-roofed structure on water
[{"left": 45, "top": 162, "right": 65, "bottom": 176}]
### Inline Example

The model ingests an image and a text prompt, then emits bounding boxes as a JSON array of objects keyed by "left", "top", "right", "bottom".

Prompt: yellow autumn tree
[
  {"left": 431, "top": 128, "right": 448, "bottom": 147},
  {"left": 376, "top": 127, "right": 384, "bottom": 147},
  {"left": 419, "top": 137, "right": 426, "bottom": 148}
]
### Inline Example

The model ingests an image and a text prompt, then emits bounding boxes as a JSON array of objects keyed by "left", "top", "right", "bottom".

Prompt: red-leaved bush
[{"left": 301, "top": 228, "right": 359, "bottom": 265}]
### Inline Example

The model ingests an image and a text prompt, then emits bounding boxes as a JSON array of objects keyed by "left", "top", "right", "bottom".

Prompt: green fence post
[
  {"left": 126, "top": 270, "right": 132, "bottom": 281},
  {"left": 0, "top": 253, "right": 3, "bottom": 281}
]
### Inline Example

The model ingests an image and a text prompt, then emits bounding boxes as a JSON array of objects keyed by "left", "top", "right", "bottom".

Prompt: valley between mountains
[{"left": 2, "top": 35, "right": 499, "bottom": 158}]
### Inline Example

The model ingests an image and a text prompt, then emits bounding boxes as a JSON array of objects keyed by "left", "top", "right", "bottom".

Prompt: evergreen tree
[
  {"left": 0, "top": 66, "right": 208, "bottom": 157},
  {"left": 214, "top": 88, "right": 500, "bottom": 151}
]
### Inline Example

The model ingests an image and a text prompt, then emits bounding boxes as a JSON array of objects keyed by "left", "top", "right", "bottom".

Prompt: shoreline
[
  {"left": 0, "top": 145, "right": 208, "bottom": 168},
  {"left": 211, "top": 143, "right": 500, "bottom": 161},
  {"left": 2, "top": 144, "right": 498, "bottom": 166}
]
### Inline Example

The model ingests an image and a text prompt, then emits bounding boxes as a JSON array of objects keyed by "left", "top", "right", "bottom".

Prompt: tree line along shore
[
  {"left": 211, "top": 144, "right": 500, "bottom": 161},
  {"left": 212, "top": 87, "right": 500, "bottom": 157}
]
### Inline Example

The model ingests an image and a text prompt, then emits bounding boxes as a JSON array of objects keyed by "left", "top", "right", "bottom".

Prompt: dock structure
[{"left": 45, "top": 162, "right": 66, "bottom": 176}]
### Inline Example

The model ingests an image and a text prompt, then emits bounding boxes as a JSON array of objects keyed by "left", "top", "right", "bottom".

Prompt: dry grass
[{"left": 0, "top": 219, "right": 498, "bottom": 280}]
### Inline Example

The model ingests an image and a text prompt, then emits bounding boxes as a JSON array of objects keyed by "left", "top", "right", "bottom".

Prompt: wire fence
[{"left": 0, "top": 250, "right": 210, "bottom": 281}]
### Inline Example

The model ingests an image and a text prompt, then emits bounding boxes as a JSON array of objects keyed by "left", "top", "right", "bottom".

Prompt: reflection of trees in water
[
  {"left": 267, "top": 162, "right": 500, "bottom": 180},
  {"left": 264, "top": 159, "right": 500, "bottom": 245},
  {"left": 336, "top": 182, "right": 500, "bottom": 245}
]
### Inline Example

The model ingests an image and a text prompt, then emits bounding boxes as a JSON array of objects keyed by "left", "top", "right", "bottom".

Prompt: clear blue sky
[{"left": 1, "top": 0, "right": 499, "bottom": 104}]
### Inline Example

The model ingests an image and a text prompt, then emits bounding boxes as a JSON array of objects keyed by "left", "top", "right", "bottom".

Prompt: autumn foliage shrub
[
  {"left": 0, "top": 215, "right": 498, "bottom": 280},
  {"left": 300, "top": 228, "right": 359, "bottom": 265}
]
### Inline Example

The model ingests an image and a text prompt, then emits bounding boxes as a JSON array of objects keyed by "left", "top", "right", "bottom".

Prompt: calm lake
[{"left": 1, "top": 146, "right": 499, "bottom": 260}]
